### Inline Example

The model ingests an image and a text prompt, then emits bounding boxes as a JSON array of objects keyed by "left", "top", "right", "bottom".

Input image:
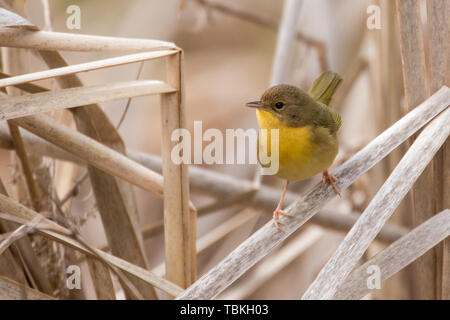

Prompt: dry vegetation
[{"left": 0, "top": 0, "right": 448, "bottom": 300}]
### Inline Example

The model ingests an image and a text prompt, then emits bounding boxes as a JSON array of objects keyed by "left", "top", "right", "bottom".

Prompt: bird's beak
[{"left": 246, "top": 101, "right": 263, "bottom": 109}]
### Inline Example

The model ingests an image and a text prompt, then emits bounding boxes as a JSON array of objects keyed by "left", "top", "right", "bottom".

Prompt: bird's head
[{"left": 246, "top": 84, "right": 317, "bottom": 127}]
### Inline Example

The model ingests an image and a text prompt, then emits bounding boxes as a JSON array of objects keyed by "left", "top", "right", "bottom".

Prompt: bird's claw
[
  {"left": 273, "top": 209, "right": 291, "bottom": 231},
  {"left": 322, "top": 172, "right": 341, "bottom": 197}
]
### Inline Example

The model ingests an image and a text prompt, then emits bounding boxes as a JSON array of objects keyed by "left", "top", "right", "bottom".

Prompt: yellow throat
[{"left": 256, "top": 109, "right": 337, "bottom": 181}]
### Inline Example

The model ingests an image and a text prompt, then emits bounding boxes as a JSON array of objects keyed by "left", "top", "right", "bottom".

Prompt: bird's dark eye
[{"left": 275, "top": 102, "right": 284, "bottom": 110}]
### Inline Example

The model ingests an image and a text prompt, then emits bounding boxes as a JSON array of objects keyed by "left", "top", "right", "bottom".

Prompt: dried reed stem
[
  {"left": 0, "top": 29, "right": 177, "bottom": 51},
  {"left": 0, "top": 51, "right": 177, "bottom": 89},
  {"left": 6, "top": 123, "right": 41, "bottom": 210},
  {"left": 368, "top": 1, "right": 413, "bottom": 298},
  {"left": 270, "top": 0, "right": 303, "bottom": 85},
  {"left": 160, "top": 52, "right": 196, "bottom": 289},
  {"left": 334, "top": 209, "right": 450, "bottom": 300},
  {"left": 40, "top": 0, "right": 52, "bottom": 31},
  {"left": 427, "top": 0, "right": 450, "bottom": 299},
  {"left": 396, "top": 0, "right": 435, "bottom": 299},
  {"left": 1, "top": 80, "right": 175, "bottom": 120},
  {"left": 86, "top": 258, "right": 116, "bottom": 300}
]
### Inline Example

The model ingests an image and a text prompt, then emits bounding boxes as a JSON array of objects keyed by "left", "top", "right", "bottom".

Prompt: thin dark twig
[
  {"left": 59, "top": 172, "right": 89, "bottom": 206},
  {"left": 116, "top": 62, "right": 145, "bottom": 129}
]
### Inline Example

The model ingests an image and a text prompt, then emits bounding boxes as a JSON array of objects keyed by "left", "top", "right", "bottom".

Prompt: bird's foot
[
  {"left": 322, "top": 171, "right": 341, "bottom": 197},
  {"left": 272, "top": 209, "right": 292, "bottom": 231}
]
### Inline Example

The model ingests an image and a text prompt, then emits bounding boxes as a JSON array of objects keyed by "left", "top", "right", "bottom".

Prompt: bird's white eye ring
[{"left": 275, "top": 102, "right": 284, "bottom": 109}]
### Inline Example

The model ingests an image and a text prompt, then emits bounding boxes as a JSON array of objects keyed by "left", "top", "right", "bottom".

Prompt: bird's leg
[
  {"left": 322, "top": 170, "right": 341, "bottom": 197},
  {"left": 273, "top": 180, "right": 292, "bottom": 231}
]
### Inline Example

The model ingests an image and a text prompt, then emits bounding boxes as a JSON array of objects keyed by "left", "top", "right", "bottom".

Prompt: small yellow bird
[{"left": 246, "top": 71, "right": 342, "bottom": 230}]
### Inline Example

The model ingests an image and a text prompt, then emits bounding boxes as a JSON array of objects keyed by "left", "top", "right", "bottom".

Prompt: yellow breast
[{"left": 256, "top": 109, "right": 337, "bottom": 181}]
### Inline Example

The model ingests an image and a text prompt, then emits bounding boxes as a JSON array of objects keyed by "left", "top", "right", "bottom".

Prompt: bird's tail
[{"left": 308, "top": 71, "right": 342, "bottom": 106}]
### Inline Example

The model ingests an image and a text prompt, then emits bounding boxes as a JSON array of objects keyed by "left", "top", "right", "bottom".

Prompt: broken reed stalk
[
  {"left": 1, "top": 80, "right": 176, "bottom": 120},
  {"left": 396, "top": 0, "right": 435, "bottom": 299},
  {"left": 302, "top": 106, "right": 450, "bottom": 299},
  {"left": 0, "top": 129, "right": 410, "bottom": 244},
  {"left": 176, "top": 86, "right": 450, "bottom": 300},
  {"left": 160, "top": 52, "right": 196, "bottom": 289},
  {"left": 427, "top": 0, "right": 450, "bottom": 299},
  {"left": 333, "top": 209, "right": 450, "bottom": 300},
  {"left": 0, "top": 50, "right": 177, "bottom": 89},
  {"left": 0, "top": 28, "right": 177, "bottom": 52},
  {"left": 0, "top": 195, "right": 184, "bottom": 297}
]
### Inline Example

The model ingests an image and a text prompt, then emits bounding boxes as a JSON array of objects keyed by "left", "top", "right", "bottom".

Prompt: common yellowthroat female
[{"left": 247, "top": 71, "right": 342, "bottom": 230}]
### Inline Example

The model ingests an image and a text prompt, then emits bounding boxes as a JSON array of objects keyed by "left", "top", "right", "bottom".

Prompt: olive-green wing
[
  {"left": 329, "top": 107, "right": 342, "bottom": 131},
  {"left": 313, "top": 103, "right": 341, "bottom": 133},
  {"left": 310, "top": 71, "right": 343, "bottom": 132},
  {"left": 308, "top": 71, "right": 342, "bottom": 106}
]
